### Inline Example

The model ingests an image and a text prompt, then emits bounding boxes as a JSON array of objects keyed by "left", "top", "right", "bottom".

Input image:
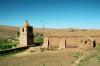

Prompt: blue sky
[{"left": 0, "top": 0, "right": 100, "bottom": 29}]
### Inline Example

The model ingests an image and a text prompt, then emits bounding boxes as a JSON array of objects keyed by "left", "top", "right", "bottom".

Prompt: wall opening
[
  {"left": 93, "top": 41, "right": 96, "bottom": 48},
  {"left": 22, "top": 28, "right": 24, "bottom": 32}
]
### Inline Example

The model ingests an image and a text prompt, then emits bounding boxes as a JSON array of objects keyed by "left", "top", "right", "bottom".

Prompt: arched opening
[
  {"left": 93, "top": 41, "right": 96, "bottom": 48},
  {"left": 48, "top": 39, "right": 50, "bottom": 49},
  {"left": 65, "top": 39, "right": 67, "bottom": 48}
]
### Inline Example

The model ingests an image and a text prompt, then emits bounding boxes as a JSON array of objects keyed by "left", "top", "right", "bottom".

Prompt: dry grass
[
  {"left": 77, "top": 44, "right": 100, "bottom": 66},
  {"left": 0, "top": 47, "right": 84, "bottom": 66}
]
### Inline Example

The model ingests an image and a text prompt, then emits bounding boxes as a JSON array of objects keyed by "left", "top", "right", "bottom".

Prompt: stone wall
[
  {"left": 19, "top": 28, "right": 28, "bottom": 47},
  {"left": 43, "top": 36, "right": 97, "bottom": 50},
  {"left": 42, "top": 37, "right": 49, "bottom": 48},
  {"left": 79, "top": 37, "right": 96, "bottom": 50},
  {"left": 49, "top": 36, "right": 60, "bottom": 49}
]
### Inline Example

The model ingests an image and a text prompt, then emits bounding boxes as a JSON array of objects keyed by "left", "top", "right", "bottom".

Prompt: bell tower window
[{"left": 22, "top": 28, "right": 24, "bottom": 32}]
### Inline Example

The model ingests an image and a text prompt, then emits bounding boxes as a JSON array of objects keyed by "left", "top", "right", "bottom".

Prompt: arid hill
[{"left": 1, "top": 25, "right": 100, "bottom": 37}]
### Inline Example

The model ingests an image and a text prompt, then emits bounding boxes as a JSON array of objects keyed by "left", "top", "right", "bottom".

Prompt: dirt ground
[
  {"left": 0, "top": 47, "right": 84, "bottom": 66},
  {"left": 0, "top": 45, "right": 100, "bottom": 66}
]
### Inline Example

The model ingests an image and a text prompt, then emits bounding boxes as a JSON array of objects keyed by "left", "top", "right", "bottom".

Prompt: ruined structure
[
  {"left": 19, "top": 20, "right": 34, "bottom": 47},
  {"left": 42, "top": 34, "right": 96, "bottom": 50},
  {"left": 42, "top": 36, "right": 66, "bottom": 50},
  {"left": 79, "top": 36, "right": 96, "bottom": 50},
  {"left": 19, "top": 21, "right": 96, "bottom": 50}
]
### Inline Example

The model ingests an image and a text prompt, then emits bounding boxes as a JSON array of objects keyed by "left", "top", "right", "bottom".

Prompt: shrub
[
  {"left": 0, "top": 37, "right": 19, "bottom": 50},
  {"left": 34, "top": 36, "right": 43, "bottom": 43},
  {"left": 96, "top": 56, "right": 100, "bottom": 62},
  {"left": 40, "top": 47, "right": 46, "bottom": 52},
  {"left": 0, "top": 39, "right": 12, "bottom": 50}
]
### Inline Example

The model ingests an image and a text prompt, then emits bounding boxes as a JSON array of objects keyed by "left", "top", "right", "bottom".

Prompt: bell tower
[{"left": 19, "top": 20, "right": 34, "bottom": 47}]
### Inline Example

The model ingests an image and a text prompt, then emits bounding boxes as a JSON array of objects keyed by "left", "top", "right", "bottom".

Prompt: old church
[{"left": 19, "top": 21, "right": 96, "bottom": 50}]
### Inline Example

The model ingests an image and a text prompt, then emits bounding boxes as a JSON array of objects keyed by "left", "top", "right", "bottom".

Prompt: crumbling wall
[
  {"left": 65, "top": 37, "right": 80, "bottom": 48},
  {"left": 42, "top": 36, "right": 96, "bottom": 50},
  {"left": 42, "top": 37, "right": 49, "bottom": 48},
  {"left": 58, "top": 37, "right": 66, "bottom": 50},
  {"left": 79, "top": 37, "right": 96, "bottom": 50},
  {"left": 49, "top": 36, "right": 60, "bottom": 49}
]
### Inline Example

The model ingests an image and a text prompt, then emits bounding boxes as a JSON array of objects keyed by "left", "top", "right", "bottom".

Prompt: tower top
[{"left": 23, "top": 20, "right": 30, "bottom": 27}]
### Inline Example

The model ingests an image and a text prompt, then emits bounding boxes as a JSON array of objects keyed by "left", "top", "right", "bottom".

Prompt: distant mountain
[
  {"left": 0, "top": 25, "right": 18, "bottom": 32},
  {"left": 0, "top": 25, "right": 88, "bottom": 33}
]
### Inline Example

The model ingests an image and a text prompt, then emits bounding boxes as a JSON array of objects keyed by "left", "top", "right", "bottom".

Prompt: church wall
[
  {"left": 58, "top": 37, "right": 66, "bottom": 49},
  {"left": 49, "top": 37, "right": 60, "bottom": 48},
  {"left": 42, "top": 37, "right": 49, "bottom": 48},
  {"left": 19, "top": 28, "right": 28, "bottom": 47},
  {"left": 65, "top": 37, "right": 80, "bottom": 46},
  {"left": 43, "top": 36, "right": 100, "bottom": 49}
]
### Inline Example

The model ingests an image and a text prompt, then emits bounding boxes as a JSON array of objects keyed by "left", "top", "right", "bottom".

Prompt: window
[
  {"left": 84, "top": 41, "right": 87, "bottom": 43},
  {"left": 22, "top": 28, "right": 24, "bottom": 32}
]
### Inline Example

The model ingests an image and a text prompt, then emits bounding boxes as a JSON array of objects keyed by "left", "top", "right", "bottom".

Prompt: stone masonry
[{"left": 19, "top": 20, "right": 34, "bottom": 47}]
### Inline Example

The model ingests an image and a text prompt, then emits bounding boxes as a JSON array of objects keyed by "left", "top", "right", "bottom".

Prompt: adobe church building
[
  {"left": 42, "top": 35, "right": 96, "bottom": 50},
  {"left": 19, "top": 21, "right": 97, "bottom": 50},
  {"left": 42, "top": 30, "right": 98, "bottom": 50}
]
